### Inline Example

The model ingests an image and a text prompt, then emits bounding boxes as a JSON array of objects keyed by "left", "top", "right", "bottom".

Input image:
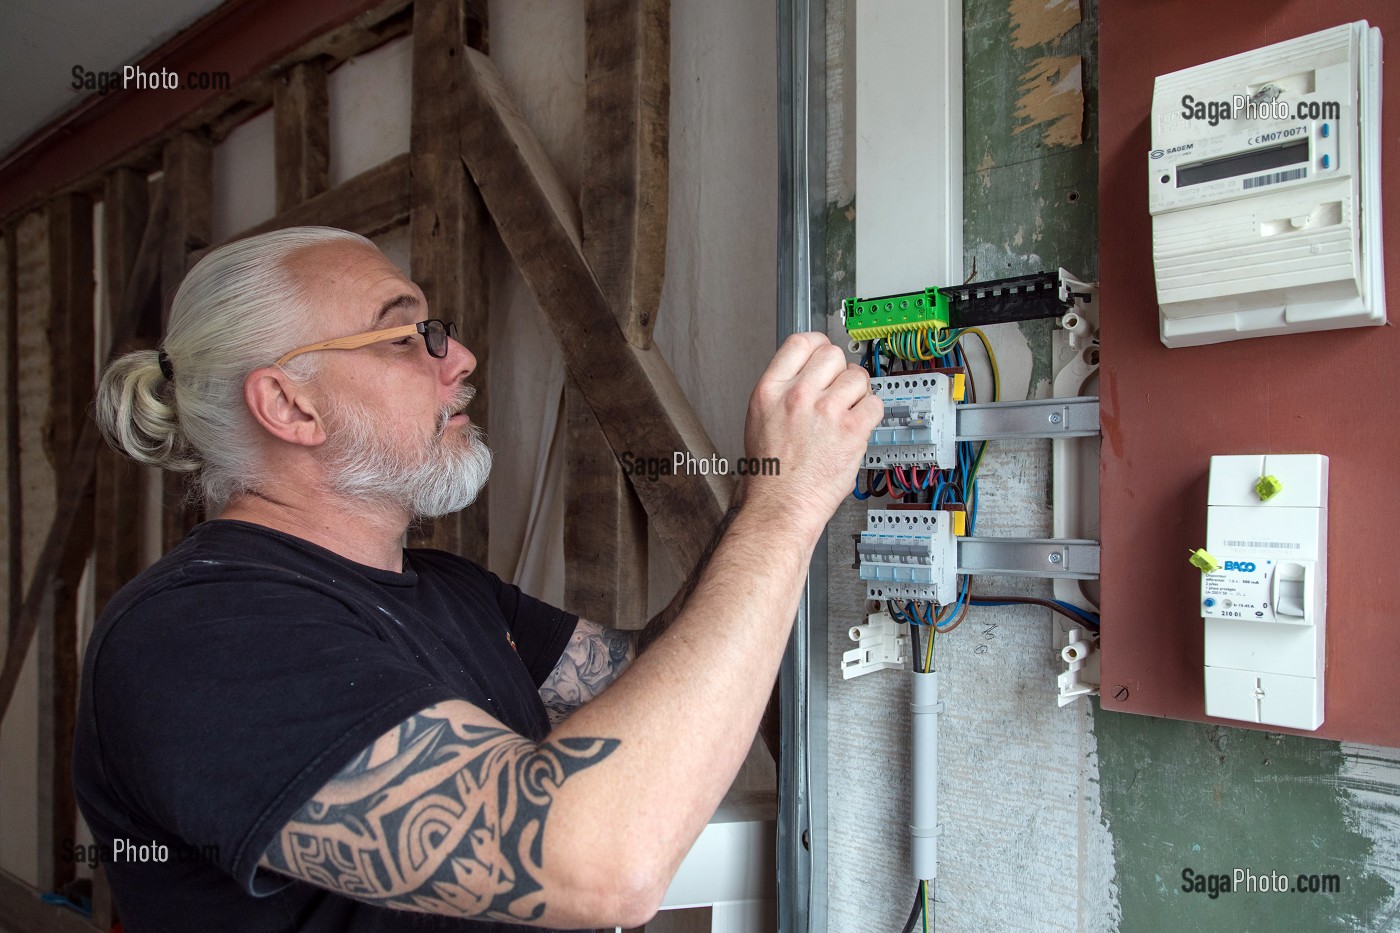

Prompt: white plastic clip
[
  {"left": 842, "top": 611, "right": 908, "bottom": 680},
  {"left": 1056, "top": 626, "right": 1101, "bottom": 706}
]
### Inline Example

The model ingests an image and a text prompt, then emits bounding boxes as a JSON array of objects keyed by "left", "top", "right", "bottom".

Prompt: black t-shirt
[{"left": 72, "top": 519, "right": 580, "bottom": 932}]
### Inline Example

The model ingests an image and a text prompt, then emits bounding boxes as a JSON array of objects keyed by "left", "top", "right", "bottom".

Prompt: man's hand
[{"left": 740, "top": 332, "right": 883, "bottom": 539}]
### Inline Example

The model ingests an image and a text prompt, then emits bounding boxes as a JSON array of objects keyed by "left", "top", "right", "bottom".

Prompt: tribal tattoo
[
  {"left": 538, "top": 619, "right": 635, "bottom": 725},
  {"left": 262, "top": 702, "right": 618, "bottom": 922}
]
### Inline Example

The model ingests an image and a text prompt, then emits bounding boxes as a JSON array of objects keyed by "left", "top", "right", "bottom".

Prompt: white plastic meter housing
[
  {"left": 1150, "top": 22, "right": 1384, "bottom": 347},
  {"left": 1202, "top": 455, "right": 1328, "bottom": 730}
]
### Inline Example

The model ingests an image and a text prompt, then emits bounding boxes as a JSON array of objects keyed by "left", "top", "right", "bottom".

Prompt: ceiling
[{"left": 0, "top": 0, "right": 228, "bottom": 163}]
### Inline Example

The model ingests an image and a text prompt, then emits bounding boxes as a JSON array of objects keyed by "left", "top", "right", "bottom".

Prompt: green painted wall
[{"left": 1097, "top": 711, "right": 1393, "bottom": 930}]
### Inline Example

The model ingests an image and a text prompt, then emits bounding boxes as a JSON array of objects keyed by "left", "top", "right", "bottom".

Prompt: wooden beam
[
  {"left": 564, "top": 383, "right": 649, "bottom": 628},
  {"left": 95, "top": 169, "right": 151, "bottom": 617},
  {"left": 0, "top": 393, "right": 102, "bottom": 726},
  {"left": 9, "top": 210, "right": 55, "bottom": 881},
  {"left": 565, "top": 0, "right": 671, "bottom": 627},
  {"left": 460, "top": 47, "right": 732, "bottom": 573},
  {"left": 0, "top": 180, "right": 166, "bottom": 725},
  {"left": 159, "top": 133, "right": 213, "bottom": 551},
  {"left": 212, "top": 152, "right": 412, "bottom": 251},
  {"left": 0, "top": 867, "right": 101, "bottom": 933},
  {"left": 274, "top": 61, "right": 331, "bottom": 213},
  {"left": 47, "top": 196, "right": 95, "bottom": 459},
  {"left": 2, "top": 225, "right": 16, "bottom": 644},
  {"left": 159, "top": 133, "right": 213, "bottom": 330},
  {"left": 582, "top": 0, "right": 670, "bottom": 350},
  {"left": 406, "top": 0, "right": 490, "bottom": 560},
  {"left": 36, "top": 195, "right": 94, "bottom": 892}
]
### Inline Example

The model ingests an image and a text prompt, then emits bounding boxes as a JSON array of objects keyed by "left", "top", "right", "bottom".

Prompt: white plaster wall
[
  {"left": 328, "top": 35, "right": 413, "bottom": 186},
  {"left": 483, "top": 0, "right": 585, "bottom": 595},
  {"left": 211, "top": 108, "right": 275, "bottom": 243},
  {"left": 647, "top": 0, "right": 780, "bottom": 608}
]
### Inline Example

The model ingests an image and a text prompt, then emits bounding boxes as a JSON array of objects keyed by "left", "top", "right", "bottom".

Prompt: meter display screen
[{"left": 1177, "top": 139, "right": 1310, "bottom": 188}]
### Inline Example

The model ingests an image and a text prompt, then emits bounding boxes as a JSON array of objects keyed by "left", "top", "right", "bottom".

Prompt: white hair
[{"left": 93, "top": 226, "right": 374, "bottom": 511}]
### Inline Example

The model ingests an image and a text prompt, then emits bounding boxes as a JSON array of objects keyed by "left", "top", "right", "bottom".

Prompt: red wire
[{"left": 886, "top": 469, "right": 903, "bottom": 499}]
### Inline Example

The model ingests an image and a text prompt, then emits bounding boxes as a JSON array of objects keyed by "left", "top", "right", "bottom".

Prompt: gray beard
[{"left": 322, "top": 397, "right": 492, "bottom": 519}]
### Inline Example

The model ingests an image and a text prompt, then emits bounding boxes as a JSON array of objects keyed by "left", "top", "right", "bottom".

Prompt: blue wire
[
  {"left": 853, "top": 477, "right": 870, "bottom": 500},
  {"left": 969, "top": 460, "right": 981, "bottom": 534},
  {"left": 935, "top": 577, "right": 970, "bottom": 631},
  {"left": 1051, "top": 599, "right": 1102, "bottom": 626}
]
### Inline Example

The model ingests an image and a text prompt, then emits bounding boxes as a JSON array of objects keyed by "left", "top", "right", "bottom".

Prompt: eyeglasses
[{"left": 275, "top": 319, "right": 460, "bottom": 367}]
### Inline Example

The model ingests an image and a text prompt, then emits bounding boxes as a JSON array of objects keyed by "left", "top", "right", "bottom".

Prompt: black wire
[
  {"left": 907, "top": 618, "right": 922, "bottom": 674},
  {"left": 900, "top": 884, "right": 923, "bottom": 933}
]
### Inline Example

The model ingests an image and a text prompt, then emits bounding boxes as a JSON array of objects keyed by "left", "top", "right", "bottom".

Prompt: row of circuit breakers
[{"left": 845, "top": 270, "right": 1103, "bottom": 614}]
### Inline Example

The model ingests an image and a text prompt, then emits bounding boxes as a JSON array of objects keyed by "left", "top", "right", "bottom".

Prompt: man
[{"left": 75, "top": 226, "right": 881, "bottom": 931}]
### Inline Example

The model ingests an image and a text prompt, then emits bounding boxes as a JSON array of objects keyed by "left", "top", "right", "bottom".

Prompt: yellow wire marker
[{"left": 1189, "top": 548, "right": 1221, "bottom": 573}]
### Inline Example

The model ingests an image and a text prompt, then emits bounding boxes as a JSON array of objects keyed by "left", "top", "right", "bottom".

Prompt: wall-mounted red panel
[{"left": 1098, "top": 0, "right": 1400, "bottom": 745}]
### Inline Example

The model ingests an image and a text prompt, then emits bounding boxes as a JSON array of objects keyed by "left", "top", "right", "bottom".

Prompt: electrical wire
[
  {"left": 900, "top": 882, "right": 926, "bottom": 933},
  {"left": 923, "top": 618, "right": 936, "bottom": 673},
  {"left": 970, "top": 594, "right": 1101, "bottom": 629},
  {"left": 933, "top": 577, "right": 971, "bottom": 633},
  {"left": 908, "top": 614, "right": 923, "bottom": 673},
  {"left": 959, "top": 326, "right": 1001, "bottom": 403}
]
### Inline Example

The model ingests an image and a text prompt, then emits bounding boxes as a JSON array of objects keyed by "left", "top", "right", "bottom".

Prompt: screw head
[
  {"left": 1112, "top": 685, "right": 1130, "bottom": 701},
  {"left": 1049, "top": 412, "right": 1063, "bottom": 424},
  {"left": 1048, "top": 552, "right": 1063, "bottom": 564}
]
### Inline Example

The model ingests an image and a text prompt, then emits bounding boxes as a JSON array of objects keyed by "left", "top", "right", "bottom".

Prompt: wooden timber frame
[{"left": 0, "top": 0, "right": 779, "bottom": 928}]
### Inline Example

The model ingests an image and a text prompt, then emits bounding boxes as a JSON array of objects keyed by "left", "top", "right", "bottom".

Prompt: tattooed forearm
[
  {"left": 540, "top": 619, "right": 634, "bottom": 725},
  {"left": 636, "top": 504, "right": 740, "bottom": 655},
  {"left": 261, "top": 702, "right": 618, "bottom": 922},
  {"left": 539, "top": 505, "right": 741, "bottom": 723}
]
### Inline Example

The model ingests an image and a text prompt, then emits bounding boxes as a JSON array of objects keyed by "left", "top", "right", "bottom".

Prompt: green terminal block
[
  {"left": 1255, "top": 474, "right": 1283, "bottom": 501},
  {"left": 1189, "top": 548, "right": 1221, "bottom": 573},
  {"left": 842, "top": 287, "right": 951, "bottom": 341}
]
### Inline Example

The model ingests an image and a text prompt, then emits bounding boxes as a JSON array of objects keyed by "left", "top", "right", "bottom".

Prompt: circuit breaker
[
  {"left": 864, "top": 373, "right": 960, "bottom": 468},
  {"left": 1201, "top": 454, "right": 1328, "bottom": 730}
]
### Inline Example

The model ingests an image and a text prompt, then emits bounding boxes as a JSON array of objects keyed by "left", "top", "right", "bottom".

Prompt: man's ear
[{"left": 244, "top": 367, "right": 326, "bottom": 447}]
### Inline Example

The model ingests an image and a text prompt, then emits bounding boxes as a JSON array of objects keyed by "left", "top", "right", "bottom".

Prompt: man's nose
[{"left": 443, "top": 332, "right": 476, "bottom": 380}]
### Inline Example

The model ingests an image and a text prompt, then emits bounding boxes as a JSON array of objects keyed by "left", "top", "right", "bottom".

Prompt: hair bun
[{"left": 93, "top": 349, "right": 198, "bottom": 472}]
